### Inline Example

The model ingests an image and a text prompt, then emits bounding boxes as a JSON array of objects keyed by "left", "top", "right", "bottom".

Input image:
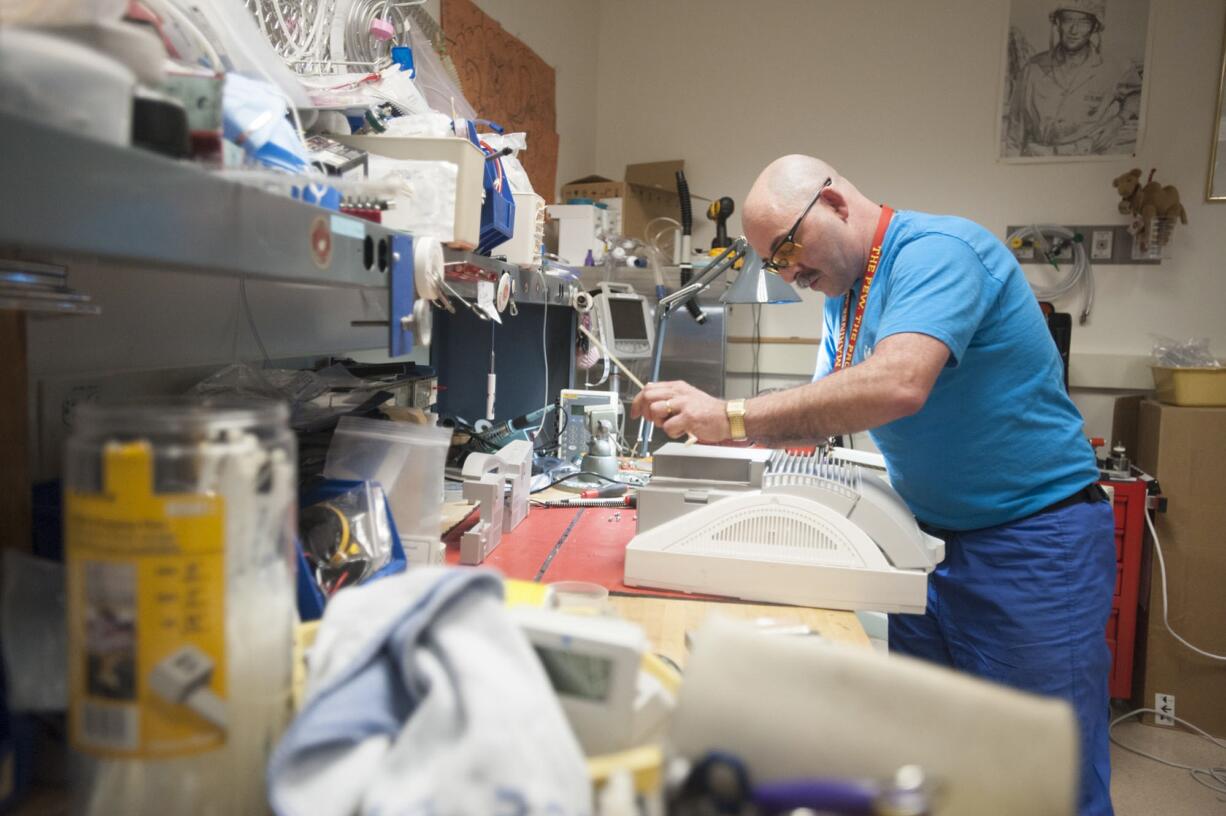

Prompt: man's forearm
[{"left": 744, "top": 356, "right": 922, "bottom": 442}]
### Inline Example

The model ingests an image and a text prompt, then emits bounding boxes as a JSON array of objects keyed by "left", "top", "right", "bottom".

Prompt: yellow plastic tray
[{"left": 1151, "top": 365, "right": 1226, "bottom": 407}]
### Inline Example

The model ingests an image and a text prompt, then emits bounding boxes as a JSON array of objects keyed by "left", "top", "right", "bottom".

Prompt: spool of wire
[
  {"left": 343, "top": 0, "right": 410, "bottom": 65},
  {"left": 244, "top": 0, "right": 335, "bottom": 63}
]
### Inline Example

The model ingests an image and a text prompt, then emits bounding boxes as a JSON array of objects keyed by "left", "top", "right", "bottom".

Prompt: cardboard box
[
  {"left": 559, "top": 160, "right": 685, "bottom": 244},
  {"left": 1132, "top": 399, "right": 1226, "bottom": 736}
]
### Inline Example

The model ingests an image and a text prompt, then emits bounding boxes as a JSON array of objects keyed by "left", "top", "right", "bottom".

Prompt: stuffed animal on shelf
[{"left": 1111, "top": 168, "right": 1188, "bottom": 249}]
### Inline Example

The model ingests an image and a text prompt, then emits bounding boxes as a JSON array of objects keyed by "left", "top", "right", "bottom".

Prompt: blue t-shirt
[{"left": 813, "top": 210, "right": 1098, "bottom": 530}]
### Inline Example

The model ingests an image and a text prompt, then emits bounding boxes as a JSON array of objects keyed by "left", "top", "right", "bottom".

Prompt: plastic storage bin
[
  {"left": 336, "top": 134, "right": 485, "bottom": 248},
  {"left": 322, "top": 417, "right": 453, "bottom": 561},
  {"left": 1151, "top": 365, "right": 1226, "bottom": 406}
]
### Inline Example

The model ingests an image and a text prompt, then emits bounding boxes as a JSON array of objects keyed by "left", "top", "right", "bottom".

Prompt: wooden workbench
[{"left": 441, "top": 499, "right": 871, "bottom": 660}]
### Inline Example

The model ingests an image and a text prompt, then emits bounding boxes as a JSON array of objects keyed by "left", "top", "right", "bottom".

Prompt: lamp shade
[{"left": 720, "top": 244, "right": 802, "bottom": 304}]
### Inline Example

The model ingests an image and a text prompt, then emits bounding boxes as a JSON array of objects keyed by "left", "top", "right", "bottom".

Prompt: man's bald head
[
  {"left": 743, "top": 155, "right": 843, "bottom": 253},
  {"left": 741, "top": 154, "right": 881, "bottom": 296}
]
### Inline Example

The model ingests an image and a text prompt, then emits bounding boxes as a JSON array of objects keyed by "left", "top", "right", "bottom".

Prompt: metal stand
[{"left": 635, "top": 241, "right": 750, "bottom": 456}]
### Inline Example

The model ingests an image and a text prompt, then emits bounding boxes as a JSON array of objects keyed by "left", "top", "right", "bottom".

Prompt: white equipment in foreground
[
  {"left": 511, "top": 607, "right": 673, "bottom": 756},
  {"left": 624, "top": 444, "right": 944, "bottom": 614}
]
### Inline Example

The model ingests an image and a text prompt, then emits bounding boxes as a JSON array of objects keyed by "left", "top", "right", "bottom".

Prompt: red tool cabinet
[{"left": 1102, "top": 478, "right": 1146, "bottom": 699}]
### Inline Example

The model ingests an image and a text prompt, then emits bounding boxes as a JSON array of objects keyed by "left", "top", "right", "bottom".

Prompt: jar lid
[{"left": 73, "top": 396, "right": 288, "bottom": 437}]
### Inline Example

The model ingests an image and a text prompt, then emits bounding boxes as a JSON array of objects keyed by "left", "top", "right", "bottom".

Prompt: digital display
[
  {"left": 533, "top": 644, "right": 613, "bottom": 702},
  {"left": 608, "top": 298, "right": 648, "bottom": 341}
]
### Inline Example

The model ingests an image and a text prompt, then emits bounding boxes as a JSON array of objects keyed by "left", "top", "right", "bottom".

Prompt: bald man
[{"left": 631, "top": 155, "right": 1116, "bottom": 816}]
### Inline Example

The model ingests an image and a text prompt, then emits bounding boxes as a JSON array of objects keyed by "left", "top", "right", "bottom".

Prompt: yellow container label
[{"left": 66, "top": 442, "right": 227, "bottom": 759}]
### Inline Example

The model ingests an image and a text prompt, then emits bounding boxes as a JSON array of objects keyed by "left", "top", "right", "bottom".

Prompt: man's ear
[{"left": 820, "top": 186, "right": 851, "bottom": 221}]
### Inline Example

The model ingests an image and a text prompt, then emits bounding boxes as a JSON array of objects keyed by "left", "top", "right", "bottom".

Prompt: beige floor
[{"left": 1110, "top": 718, "right": 1226, "bottom": 815}]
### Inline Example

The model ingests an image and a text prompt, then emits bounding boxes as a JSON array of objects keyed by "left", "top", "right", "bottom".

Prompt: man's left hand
[{"left": 630, "top": 380, "right": 730, "bottom": 443}]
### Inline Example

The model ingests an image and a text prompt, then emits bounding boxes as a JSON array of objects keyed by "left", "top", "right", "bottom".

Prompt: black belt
[
  {"left": 920, "top": 483, "right": 1109, "bottom": 538},
  {"left": 1039, "top": 483, "right": 1110, "bottom": 515}
]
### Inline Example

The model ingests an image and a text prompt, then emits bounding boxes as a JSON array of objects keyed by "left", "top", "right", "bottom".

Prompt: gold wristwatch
[{"left": 726, "top": 399, "right": 747, "bottom": 441}]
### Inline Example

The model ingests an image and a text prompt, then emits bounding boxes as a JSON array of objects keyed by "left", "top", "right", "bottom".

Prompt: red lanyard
[{"left": 835, "top": 205, "right": 894, "bottom": 371}]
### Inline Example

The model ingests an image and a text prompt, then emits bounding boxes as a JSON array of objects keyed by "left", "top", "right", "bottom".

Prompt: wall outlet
[
  {"left": 1154, "top": 693, "right": 1175, "bottom": 726},
  {"left": 1090, "top": 229, "right": 1114, "bottom": 260}
]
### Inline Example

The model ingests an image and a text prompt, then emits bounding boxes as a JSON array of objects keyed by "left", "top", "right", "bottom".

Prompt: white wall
[{"left": 593, "top": 0, "right": 1226, "bottom": 440}]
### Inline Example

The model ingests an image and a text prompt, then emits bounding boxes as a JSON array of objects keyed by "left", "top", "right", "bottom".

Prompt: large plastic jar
[{"left": 64, "top": 398, "right": 296, "bottom": 815}]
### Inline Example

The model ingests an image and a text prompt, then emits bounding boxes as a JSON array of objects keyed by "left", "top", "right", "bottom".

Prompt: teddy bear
[{"left": 1111, "top": 168, "right": 1188, "bottom": 248}]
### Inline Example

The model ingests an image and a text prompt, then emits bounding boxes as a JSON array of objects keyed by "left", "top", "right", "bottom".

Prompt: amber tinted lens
[{"left": 771, "top": 240, "right": 802, "bottom": 270}]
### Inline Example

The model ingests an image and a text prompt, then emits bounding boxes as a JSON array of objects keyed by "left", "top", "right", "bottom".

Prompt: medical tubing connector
[{"left": 1005, "top": 224, "right": 1095, "bottom": 323}]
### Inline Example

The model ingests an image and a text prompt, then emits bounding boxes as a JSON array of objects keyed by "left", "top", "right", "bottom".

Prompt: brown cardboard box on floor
[
  {"left": 1133, "top": 399, "right": 1226, "bottom": 736},
  {"left": 559, "top": 160, "right": 685, "bottom": 243}
]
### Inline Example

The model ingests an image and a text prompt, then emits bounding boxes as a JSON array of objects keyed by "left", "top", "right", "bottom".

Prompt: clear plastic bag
[
  {"left": 300, "top": 482, "right": 394, "bottom": 596},
  {"left": 1150, "top": 335, "right": 1222, "bottom": 368}
]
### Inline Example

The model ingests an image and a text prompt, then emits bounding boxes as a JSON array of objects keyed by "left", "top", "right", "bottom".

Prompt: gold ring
[{"left": 665, "top": 399, "right": 674, "bottom": 416}]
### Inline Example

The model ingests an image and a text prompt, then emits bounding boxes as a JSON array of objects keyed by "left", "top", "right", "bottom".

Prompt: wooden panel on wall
[
  {"left": 0, "top": 311, "right": 30, "bottom": 550},
  {"left": 442, "top": 0, "right": 560, "bottom": 198}
]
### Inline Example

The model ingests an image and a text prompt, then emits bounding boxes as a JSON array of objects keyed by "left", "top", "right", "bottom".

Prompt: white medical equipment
[
  {"left": 624, "top": 445, "right": 945, "bottom": 614},
  {"left": 558, "top": 389, "right": 620, "bottom": 461},
  {"left": 591, "top": 282, "right": 654, "bottom": 361},
  {"left": 511, "top": 607, "right": 672, "bottom": 757},
  {"left": 459, "top": 440, "right": 532, "bottom": 565},
  {"left": 547, "top": 202, "right": 610, "bottom": 266}
]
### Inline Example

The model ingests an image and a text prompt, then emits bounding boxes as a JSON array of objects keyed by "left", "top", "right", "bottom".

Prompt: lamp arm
[
  {"left": 636, "top": 237, "right": 748, "bottom": 456},
  {"left": 657, "top": 238, "right": 748, "bottom": 310}
]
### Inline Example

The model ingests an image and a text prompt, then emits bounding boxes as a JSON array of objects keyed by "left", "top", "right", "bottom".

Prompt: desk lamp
[{"left": 635, "top": 238, "right": 801, "bottom": 456}]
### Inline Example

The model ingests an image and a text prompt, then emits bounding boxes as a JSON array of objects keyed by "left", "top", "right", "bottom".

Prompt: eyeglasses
[{"left": 763, "top": 177, "right": 832, "bottom": 275}]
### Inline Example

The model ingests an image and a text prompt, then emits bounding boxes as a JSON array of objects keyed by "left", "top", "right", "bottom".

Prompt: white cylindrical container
[{"left": 65, "top": 398, "right": 296, "bottom": 815}]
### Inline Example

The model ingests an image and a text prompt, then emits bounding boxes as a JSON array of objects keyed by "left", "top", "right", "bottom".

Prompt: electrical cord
[
  {"left": 239, "top": 279, "right": 271, "bottom": 364},
  {"left": 534, "top": 267, "right": 551, "bottom": 438},
  {"left": 1108, "top": 708, "right": 1226, "bottom": 795},
  {"left": 1005, "top": 224, "right": 1095, "bottom": 324},
  {"left": 530, "top": 470, "right": 623, "bottom": 494},
  {"left": 1145, "top": 510, "right": 1226, "bottom": 661}
]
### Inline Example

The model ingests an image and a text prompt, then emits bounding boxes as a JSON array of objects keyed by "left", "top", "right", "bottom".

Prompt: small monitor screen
[
  {"left": 533, "top": 644, "right": 613, "bottom": 702},
  {"left": 608, "top": 298, "right": 648, "bottom": 341}
]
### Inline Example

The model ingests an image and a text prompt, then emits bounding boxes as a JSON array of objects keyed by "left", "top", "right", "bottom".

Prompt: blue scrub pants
[{"left": 889, "top": 498, "right": 1116, "bottom": 816}]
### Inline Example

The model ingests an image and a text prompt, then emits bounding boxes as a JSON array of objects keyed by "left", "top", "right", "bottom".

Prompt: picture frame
[{"left": 1206, "top": 19, "right": 1226, "bottom": 201}]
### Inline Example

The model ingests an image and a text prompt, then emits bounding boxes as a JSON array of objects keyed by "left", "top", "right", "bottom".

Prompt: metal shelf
[
  {"left": 442, "top": 249, "right": 578, "bottom": 307},
  {"left": 0, "top": 111, "right": 398, "bottom": 288}
]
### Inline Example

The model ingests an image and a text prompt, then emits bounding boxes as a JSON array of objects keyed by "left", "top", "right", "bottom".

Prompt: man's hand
[{"left": 630, "top": 380, "right": 730, "bottom": 443}]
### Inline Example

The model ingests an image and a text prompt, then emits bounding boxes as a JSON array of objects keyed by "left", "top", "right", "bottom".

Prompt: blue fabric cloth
[
  {"left": 888, "top": 498, "right": 1116, "bottom": 816},
  {"left": 813, "top": 210, "right": 1099, "bottom": 531},
  {"left": 267, "top": 568, "right": 591, "bottom": 816}
]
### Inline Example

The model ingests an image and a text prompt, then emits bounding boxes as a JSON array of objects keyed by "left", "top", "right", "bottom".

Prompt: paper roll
[{"left": 413, "top": 236, "right": 444, "bottom": 301}]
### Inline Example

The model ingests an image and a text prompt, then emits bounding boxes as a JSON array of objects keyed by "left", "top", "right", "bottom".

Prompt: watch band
[{"left": 726, "top": 399, "right": 747, "bottom": 441}]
